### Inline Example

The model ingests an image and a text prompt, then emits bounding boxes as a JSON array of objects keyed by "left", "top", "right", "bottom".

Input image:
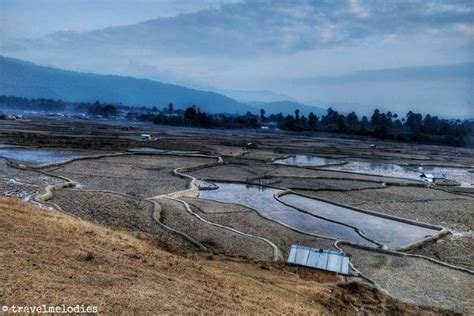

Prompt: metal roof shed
[
  {"left": 287, "top": 244, "right": 350, "bottom": 275},
  {"left": 421, "top": 172, "right": 445, "bottom": 179}
]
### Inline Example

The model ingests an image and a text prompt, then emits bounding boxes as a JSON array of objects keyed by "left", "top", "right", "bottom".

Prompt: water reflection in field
[
  {"left": 280, "top": 193, "right": 438, "bottom": 248},
  {"left": 326, "top": 161, "right": 473, "bottom": 187},
  {"left": 0, "top": 147, "right": 81, "bottom": 164},
  {"left": 273, "top": 154, "right": 473, "bottom": 186},
  {"left": 274, "top": 155, "right": 340, "bottom": 167},
  {"left": 324, "top": 161, "right": 422, "bottom": 180},
  {"left": 199, "top": 182, "right": 439, "bottom": 248}
]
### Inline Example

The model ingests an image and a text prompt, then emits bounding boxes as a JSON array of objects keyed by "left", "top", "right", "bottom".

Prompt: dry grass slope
[{"left": 0, "top": 197, "right": 456, "bottom": 315}]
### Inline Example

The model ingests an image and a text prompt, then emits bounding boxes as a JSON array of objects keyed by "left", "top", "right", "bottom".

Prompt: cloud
[
  {"left": 3, "top": 0, "right": 473, "bottom": 59},
  {"left": 346, "top": 0, "right": 369, "bottom": 18},
  {"left": 456, "top": 23, "right": 474, "bottom": 37}
]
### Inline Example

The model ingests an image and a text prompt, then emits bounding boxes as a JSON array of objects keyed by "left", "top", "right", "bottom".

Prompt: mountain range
[
  {"left": 0, "top": 56, "right": 327, "bottom": 116},
  {"left": 0, "top": 56, "right": 253, "bottom": 114}
]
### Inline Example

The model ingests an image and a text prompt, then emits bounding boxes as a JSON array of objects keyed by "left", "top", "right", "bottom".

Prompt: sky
[{"left": 0, "top": 0, "right": 473, "bottom": 116}]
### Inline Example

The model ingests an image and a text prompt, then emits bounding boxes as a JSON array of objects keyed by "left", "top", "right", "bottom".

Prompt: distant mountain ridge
[
  {"left": 0, "top": 56, "right": 255, "bottom": 114},
  {"left": 217, "top": 89, "right": 297, "bottom": 103}
]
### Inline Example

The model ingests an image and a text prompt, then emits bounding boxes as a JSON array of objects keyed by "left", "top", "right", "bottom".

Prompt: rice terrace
[
  {"left": 0, "top": 117, "right": 472, "bottom": 314},
  {"left": 1, "top": 0, "right": 473, "bottom": 315}
]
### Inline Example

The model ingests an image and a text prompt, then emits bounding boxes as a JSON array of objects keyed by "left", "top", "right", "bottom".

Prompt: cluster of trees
[
  {"left": 132, "top": 105, "right": 259, "bottom": 129},
  {"left": 75, "top": 101, "right": 118, "bottom": 117},
  {"left": 0, "top": 95, "right": 65, "bottom": 111},
  {"left": 266, "top": 108, "right": 473, "bottom": 146}
]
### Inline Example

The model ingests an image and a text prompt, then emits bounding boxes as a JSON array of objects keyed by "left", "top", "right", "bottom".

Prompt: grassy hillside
[{"left": 0, "top": 197, "right": 451, "bottom": 314}]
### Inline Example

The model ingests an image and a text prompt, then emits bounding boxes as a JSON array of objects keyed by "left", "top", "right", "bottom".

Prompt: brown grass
[{"left": 0, "top": 197, "right": 454, "bottom": 315}]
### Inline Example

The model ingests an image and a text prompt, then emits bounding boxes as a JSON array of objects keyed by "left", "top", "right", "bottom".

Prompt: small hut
[{"left": 287, "top": 244, "right": 350, "bottom": 279}]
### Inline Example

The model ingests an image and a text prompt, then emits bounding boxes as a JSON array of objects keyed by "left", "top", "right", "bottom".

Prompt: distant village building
[{"left": 140, "top": 134, "right": 152, "bottom": 140}]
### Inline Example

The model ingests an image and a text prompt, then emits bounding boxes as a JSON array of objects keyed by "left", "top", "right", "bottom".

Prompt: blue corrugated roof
[
  {"left": 420, "top": 172, "right": 445, "bottom": 179},
  {"left": 287, "top": 244, "right": 350, "bottom": 274}
]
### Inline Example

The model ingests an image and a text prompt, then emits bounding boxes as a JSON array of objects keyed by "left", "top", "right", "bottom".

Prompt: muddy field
[
  {"left": 45, "top": 154, "right": 215, "bottom": 198},
  {"left": 1, "top": 117, "right": 473, "bottom": 314},
  {"left": 341, "top": 245, "right": 473, "bottom": 314}
]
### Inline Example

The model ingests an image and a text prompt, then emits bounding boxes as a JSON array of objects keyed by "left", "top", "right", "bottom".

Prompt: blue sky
[{"left": 1, "top": 0, "right": 473, "bottom": 116}]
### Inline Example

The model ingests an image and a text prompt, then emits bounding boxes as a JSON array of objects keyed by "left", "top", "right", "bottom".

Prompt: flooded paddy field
[
  {"left": 199, "top": 183, "right": 440, "bottom": 249},
  {"left": 183, "top": 197, "right": 337, "bottom": 258},
  {"left": 199, "top": 183, "right": 373, "bottom": 246},
  {"left": 0, "top": 146, "right": 85, "bottom": 164},
  {"left": 274, "top": 155, "right": 340, "bottom": 167},
  {"left": 0, "top": 157, "right": 63, "bottom": 200},
  {"left": 0, "top": 118, "right": 473, "bottom": 314},
  {"left": 274, "top": 153, "right": 474, "bottom": 187},
  {"left": 302, "top": 186, "right": 474, "bottom": 269},
  {"left": 325, "top": 161, "right": 474, "bottom": 187},
  {"left": 279, "top": 193, "right": 439, "bottom": 248}
]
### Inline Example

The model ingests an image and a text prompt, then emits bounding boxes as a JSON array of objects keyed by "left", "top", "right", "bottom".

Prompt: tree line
[
  {"left": 1, "top": 95, "right": 472, "bottom": 146},
  {"left": 0, "top": 95, "right": 65, "bottom": 111},
  {"left": 131, "top": 105, "right": 473, "bottom": 146},
  {"left": 261, "top": 107, "right": 473, "bottom": 146},
  {"left": 132, "top": 104, "right": 259, "bottom": 129}
]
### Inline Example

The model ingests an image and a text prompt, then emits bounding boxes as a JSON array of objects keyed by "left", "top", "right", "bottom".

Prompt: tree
[
  {"left": 308, "top": 112, "right": 318, "bottom": 129},
  {"left": 336, "top": 114, "right": 346, "bottom": 132},
  {"left": 259, "top": 108, "right": 266, "bottom": 122},
  {"left": 371, "top": 109, "right": 381, "bottom": 126},
  {"left": 346, "top": 112, "right": 359, "bottom": 130},
  {"left": 167, "top": 103, "right": 174, "bottom": 113},
  {"left": 184, "top": 106, "right": 197, "bottom": 121},
  {"left": 284, "top": 115, "right": 296, "bottom": 130},
  {"left": 321, "top": 107, "right": 340, "bottom": 130},
  {"left": 300, "top": 115, "right": 308, "bottom": 127},
  {"left": 276, "top": 113, "right": 284, "bottom": 125},
  {"left": 405, "top": 111, "right": 423, "bottom": 133},
  {"left": 294, "top": 109, "right": 300, "bottom": 122},
  {"left": 393, "top": 119, "right": 403, "bottom": 128},
  {"left": 361, "top": 116, "right": 369, "bottom": 126}
]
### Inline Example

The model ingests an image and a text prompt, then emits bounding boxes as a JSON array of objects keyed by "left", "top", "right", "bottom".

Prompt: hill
[
  {"left": 0, "top": 56, "right": 254, "bottom": 114},
  {"left": 249, "top": 100, "right": 326, "bottom": 116},
  {"left": 0, "top": 196, "right": 449, "bottom": 314}
]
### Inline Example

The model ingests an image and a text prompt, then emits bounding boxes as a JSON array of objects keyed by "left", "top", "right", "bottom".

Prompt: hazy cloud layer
[
  {"left": 6, "top": 0, "right": 473, "bottom": 56},
  {"left": 1, "top": 0, "right": 473, "bottom": 116}
]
